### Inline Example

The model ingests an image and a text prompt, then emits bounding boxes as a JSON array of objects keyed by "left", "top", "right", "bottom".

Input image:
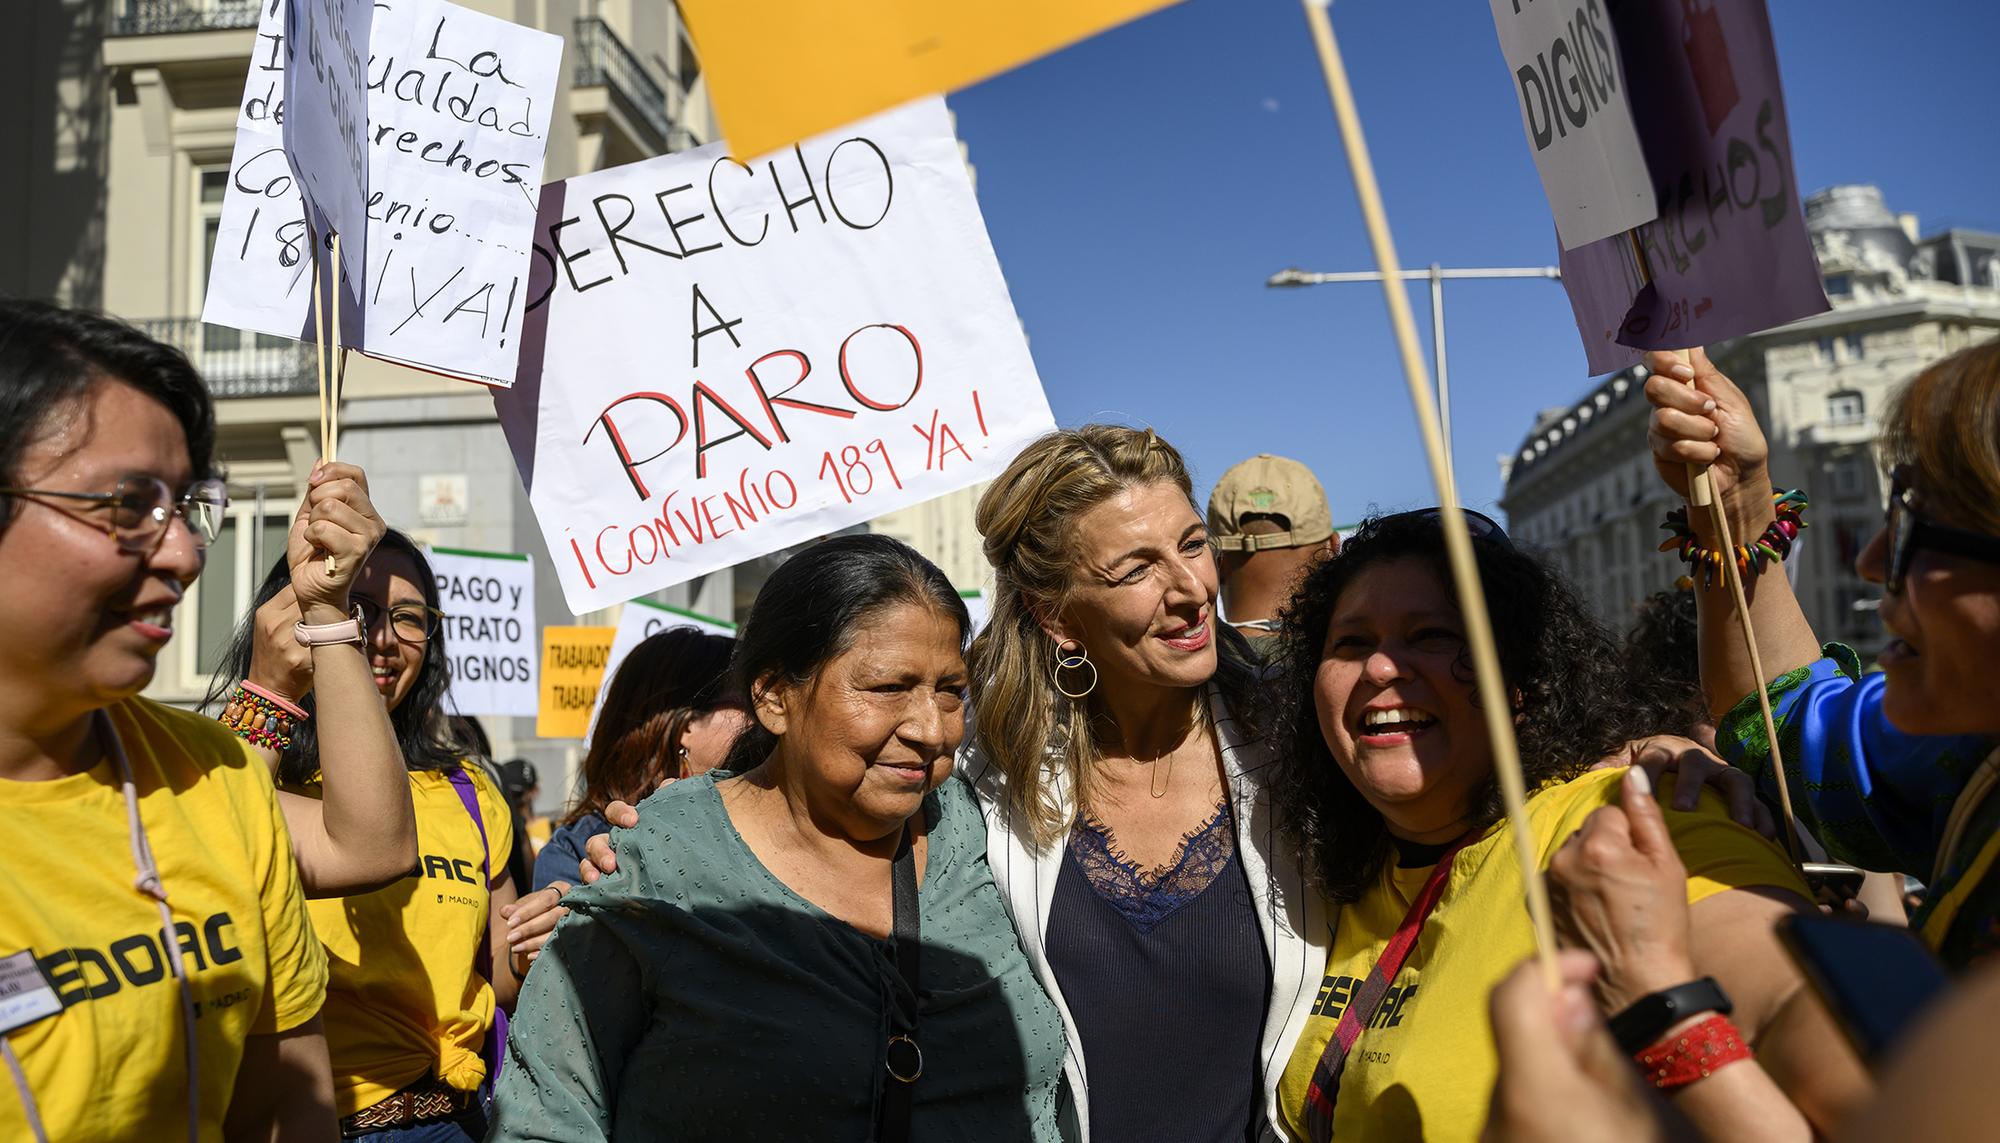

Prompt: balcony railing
[
  {"left": 572, "top": 17, "right": 686, "bottom": 153},
  {"left": 111, "top": 0, "right": 263, "bottom": 36},
  {"left": 131, "top": 317, "right": 316, "bottom": 399}
]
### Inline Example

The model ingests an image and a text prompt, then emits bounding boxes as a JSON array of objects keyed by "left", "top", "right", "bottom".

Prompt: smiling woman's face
[
  {"left": 755, "top": 600, "right": 968, "bottom": 842},
  {"left": 1313, "top": 557, "right": 1495, "bottom": 842},
  {"left": 0, "top": 379, "right": 205, "bottom": 723},
  {"left": 1050, "top": 480, "right": 1219, "bottom": 701},
  {"left": 352, "top": 550, "right": 428, "bottom": 714},
  {"left": 1857, "top": 501, "right": 2000, "bottom": 737}
]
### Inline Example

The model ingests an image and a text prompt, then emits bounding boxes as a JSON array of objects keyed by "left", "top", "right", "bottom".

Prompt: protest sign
[
  {"left": 681, "top": 0, "right": 1180, "bottom": 159},
  {"left": 495, "top": 97, "right": 1057, "bottom": 615},
  {"left": 1553, "top": 0, "right": 1827, "bottom": 374},
  {"left": 1487, "top": 0, "right": 1655, "bottom": 249},
  {"left": 584, "top": 599, "right": 736, "bottom": 744},
  {"left": 430, "top": 547, "right": 537, "bottom": 717},
  {"left": 205, "top": 0, "right": 561, "bottom": 384},
  {"left": 536, "top": 626, "right": 615, "bottom": 738},
  {"left": 283, "top": 0, "right": 372, "bottom": 311}
]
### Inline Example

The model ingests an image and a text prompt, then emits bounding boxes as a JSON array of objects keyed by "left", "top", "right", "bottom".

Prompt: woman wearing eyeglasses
[
  {"left": 0, "top": 300, "right": 353, "bottom": 1140},
  {"left": 1266, "top": 509, "right": 1865, "bottom": 1142},
  {"left": 209, "top": 533, "right": 521, "bottom": 1140},
  {"left": 1643, "top": 343, "right": 2000, "bottom": 970}
]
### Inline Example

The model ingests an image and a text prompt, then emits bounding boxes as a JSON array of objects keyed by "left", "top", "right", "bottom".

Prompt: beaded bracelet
[
  {"left": 219, "top": 681, "right": 309, "bottom": 751},
  {"left": 1660, "top": 488, "right": 1808, "bottom": 590},
  {"left": 1633, "top": 1013, "right": 1754, "bottom": 1091}
]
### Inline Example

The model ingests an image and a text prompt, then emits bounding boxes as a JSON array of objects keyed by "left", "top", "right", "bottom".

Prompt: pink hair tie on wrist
[{"left": 240, "top": 680, "right": 309, "bottom": 720}]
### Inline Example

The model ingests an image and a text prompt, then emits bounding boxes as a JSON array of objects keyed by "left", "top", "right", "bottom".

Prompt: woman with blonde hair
[{"left": 961, "top": 424, "right": 1324, "bottom": 1143}]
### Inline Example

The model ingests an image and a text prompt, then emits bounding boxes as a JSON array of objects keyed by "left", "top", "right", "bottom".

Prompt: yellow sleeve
[
  {"left": 1539, "top": 770, "right": 1810, "bottom": 907},
  {"left": 242, "top": 739, "right": 330, "bottom": 1034},
  {"left": 1660, "top": 791, "right": 1812, "bottom": 905}
]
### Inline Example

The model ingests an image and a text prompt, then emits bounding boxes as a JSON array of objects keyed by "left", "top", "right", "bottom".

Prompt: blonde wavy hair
[{"left": 970, "top": 424, "right": 1258, "bottom": 848}]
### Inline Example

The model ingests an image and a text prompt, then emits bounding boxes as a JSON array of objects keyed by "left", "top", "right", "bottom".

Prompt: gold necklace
[{"left": 1150, "top": 750, "right": 1173, "bottom": 799}]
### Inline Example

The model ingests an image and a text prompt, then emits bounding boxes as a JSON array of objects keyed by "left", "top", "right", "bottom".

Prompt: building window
[
  {"left": 1830, "top": 457, "right": 1865, "bottom": 498},
  {"left": 1824, "top": 273, "right": 1851, "bottom": 297},
  {"left": 1844, "top": 333, "right": 1865, "bottom": 360},
  {"left": 1826, "top": 390, "right": 1865, "bottom": 425},
  {"left": 186, "top": 497, "right": 294, "bottom": 679}
]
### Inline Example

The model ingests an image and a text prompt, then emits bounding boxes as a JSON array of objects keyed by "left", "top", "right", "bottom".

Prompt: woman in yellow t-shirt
[
  {"left": 214, "top": 529, "right": 521, "bottom": 1141},
  {"left": 0, "top": 300, "right": 375, "bottom": 1140},
  {"left": 1263, "top": 510, "right": 1869, "bottom": 1142}
]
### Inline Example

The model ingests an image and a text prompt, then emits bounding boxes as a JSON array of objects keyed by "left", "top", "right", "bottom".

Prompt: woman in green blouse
[{"left": 489, "top": 535, "right": 1066, "bottom": 1142}]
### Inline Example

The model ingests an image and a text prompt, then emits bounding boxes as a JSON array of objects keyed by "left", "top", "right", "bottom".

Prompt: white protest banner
[
  {"left": 585, "top": 599, "right": 736, "bottom": 744},
  {"left": 1488, "top": 0, "right": 1655, "bottom": 250},
  {"left": 430, "top": 547, "right": 538, "bottom": 717},
  {"left": 283, "top": 0, "right": 372, "bottom": 307},
  {"left": 496, "top": 97, "right": 1057, "bottom": 615},
  {"left": 206, "top": 0, "right": 561, "bottom": 383}
]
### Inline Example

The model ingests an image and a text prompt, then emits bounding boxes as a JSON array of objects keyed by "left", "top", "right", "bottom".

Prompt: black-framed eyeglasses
[
  {"left": 0, "top": 476, "right": 228, "bottom": 552},
  {"left": 1885, "top": 465, "right": 2000, "bottom": 594},
  {"left": 354, "top": 596, "right": 447, "bottom": 644},
  {"left": 1381, "top": 506, "right": 1514, "bottom": 548}
]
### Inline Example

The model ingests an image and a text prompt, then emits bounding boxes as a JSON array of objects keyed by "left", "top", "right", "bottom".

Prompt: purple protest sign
[{"left": 1557, "top": 0, "right": 1827, "bottom": 374}]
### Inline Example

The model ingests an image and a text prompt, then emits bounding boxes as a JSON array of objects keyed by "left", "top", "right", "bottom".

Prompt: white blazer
[{"left": 958, "top": 684, "right": 1329, "bottom": 1143}]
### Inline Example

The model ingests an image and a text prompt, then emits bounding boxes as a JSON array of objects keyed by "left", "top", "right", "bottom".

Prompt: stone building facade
[{"left": 1500, "top": 185, "right": 2000, "bottom": 660}]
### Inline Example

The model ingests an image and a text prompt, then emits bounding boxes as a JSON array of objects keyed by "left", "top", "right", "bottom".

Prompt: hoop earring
[{"left": 1052, "top": 638, "right": 1098, "bottom": 700}]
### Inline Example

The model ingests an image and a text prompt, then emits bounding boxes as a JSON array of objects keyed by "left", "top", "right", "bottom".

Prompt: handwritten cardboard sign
[
  {"left": 205, "top": 0, "right": 561, "bottom": 384},
  {"left": 282, "top": 0, "right": 372, "bottom": 316},
  {"left": 495, "top": 97, "right": 1056, "bottom": 615},
  {"left": 1553, "top": 0, "right": 1827, "bottom": 373},
  {"left": 681, "top": 0, "right": 1181, "bottom": 160},
  {"left": 1488, "top": 0, "right": 1656, "bottom": 249},
  {"left": 536, "top": 626, "right": 615, "bottom": 738},
  {"left": 430, "top": 547, "right": 537, "bottom": 717},
  {"left": 584, "top": 600, "right": 736, "bottom": 744}
]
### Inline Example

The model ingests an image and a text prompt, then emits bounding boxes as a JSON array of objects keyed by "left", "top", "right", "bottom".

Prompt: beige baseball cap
[{"left": 1207, "top": 454, "right": 1334, "bottom": 552}]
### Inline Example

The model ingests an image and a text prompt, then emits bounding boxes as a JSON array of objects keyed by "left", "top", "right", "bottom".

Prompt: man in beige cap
[{"left": 1207, "top": 454, "right": 1338, "bottom": 661}]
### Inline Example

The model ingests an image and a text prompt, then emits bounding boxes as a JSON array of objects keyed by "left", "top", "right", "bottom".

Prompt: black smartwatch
[{"left": 1607, "top": 977, "right": 1733, "bottom": 1054}]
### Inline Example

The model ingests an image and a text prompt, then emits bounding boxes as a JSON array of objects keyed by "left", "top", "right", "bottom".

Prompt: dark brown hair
[{"left": 565, "top": 626, "right": 735, "bottom": 824}]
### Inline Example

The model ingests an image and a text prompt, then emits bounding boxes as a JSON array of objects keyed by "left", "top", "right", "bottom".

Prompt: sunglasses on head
[
  {"left": 1884, "top": 465, "right": 2000, "bottom": 594},
  {"left": 1379, "top": 506, "right": 1513, "bottom": 548}
]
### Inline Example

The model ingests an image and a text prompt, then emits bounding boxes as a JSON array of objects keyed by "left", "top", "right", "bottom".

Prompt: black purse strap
[{"left": 875, "top": 820, "right": 923, "bottom": 1143}]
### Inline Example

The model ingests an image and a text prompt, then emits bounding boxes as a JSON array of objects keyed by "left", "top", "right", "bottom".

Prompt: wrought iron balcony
[
  {"left": 110, "top": 0, "right": 263, "bottom": 36},
  {"left": 572, "top": 17, "right": 686, "bottom": 154},
  {"left": 129, "top": 317, "right": 316, "bottom": 399}
]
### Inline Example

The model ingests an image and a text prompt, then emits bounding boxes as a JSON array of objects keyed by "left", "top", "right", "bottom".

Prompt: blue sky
[{"left": 950, "top": 0, "right": 2000, "bottom": 525}]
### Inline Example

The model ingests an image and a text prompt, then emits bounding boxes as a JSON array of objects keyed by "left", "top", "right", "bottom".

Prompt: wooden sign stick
[
  {"left": 1300, "top": 0, "right": 1558, "bottom": 984},
  {"left": 1625, "top": 230, "right": 1803, "bottom": 867}
]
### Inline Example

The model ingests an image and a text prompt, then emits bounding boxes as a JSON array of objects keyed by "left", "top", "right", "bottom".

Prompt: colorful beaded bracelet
[
  {"left": 219, "top": 681, "right": 308, "bottom": 751},
  {"left": 1660, "top": 488, "right": 1808, "bottom": 590}
]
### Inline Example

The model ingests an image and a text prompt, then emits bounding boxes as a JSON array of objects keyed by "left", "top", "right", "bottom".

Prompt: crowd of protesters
[{"left": 3, "top": 295, "right": 1998, "bottom": 1142}]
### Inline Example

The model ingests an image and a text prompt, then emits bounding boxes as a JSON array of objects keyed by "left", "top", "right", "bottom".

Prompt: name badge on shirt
[{"left": 0, "top": 950, "right": 63, "bottom": 1035}]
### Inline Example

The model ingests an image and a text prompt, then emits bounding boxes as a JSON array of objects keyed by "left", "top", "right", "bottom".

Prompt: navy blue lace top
[{"left": 1045, "top": 802, "right": 1272, "bottom": 1143}]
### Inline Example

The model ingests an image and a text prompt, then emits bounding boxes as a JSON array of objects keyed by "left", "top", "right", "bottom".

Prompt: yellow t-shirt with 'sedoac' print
[
  {"left": 1277, "top": 767, "right": 1809, "bottom": 1143},
  {"left": 291, "top": 765, "right": 513, "bottom": 1116},
  {"left": 0, "top": 698, "right": 328, "bottom": 1142}
]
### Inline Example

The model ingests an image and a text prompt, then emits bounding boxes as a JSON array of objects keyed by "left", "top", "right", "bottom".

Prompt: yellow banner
[
  {"left": 682, "top": 0, "right": 1182, "bottom": 160},
  {"left": 536, "top": 626, "right": 617, "bottom": 739}
]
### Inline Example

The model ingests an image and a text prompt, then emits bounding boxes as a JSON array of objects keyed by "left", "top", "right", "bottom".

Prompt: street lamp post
[{"left": 1266, "top": 263, "right": 1562, "bottom": 502}]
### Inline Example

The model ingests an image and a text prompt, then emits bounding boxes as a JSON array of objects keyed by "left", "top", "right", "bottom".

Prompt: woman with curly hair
[{"left": 1266, "top": 510, "right": 1867, "bottom": 1143}]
